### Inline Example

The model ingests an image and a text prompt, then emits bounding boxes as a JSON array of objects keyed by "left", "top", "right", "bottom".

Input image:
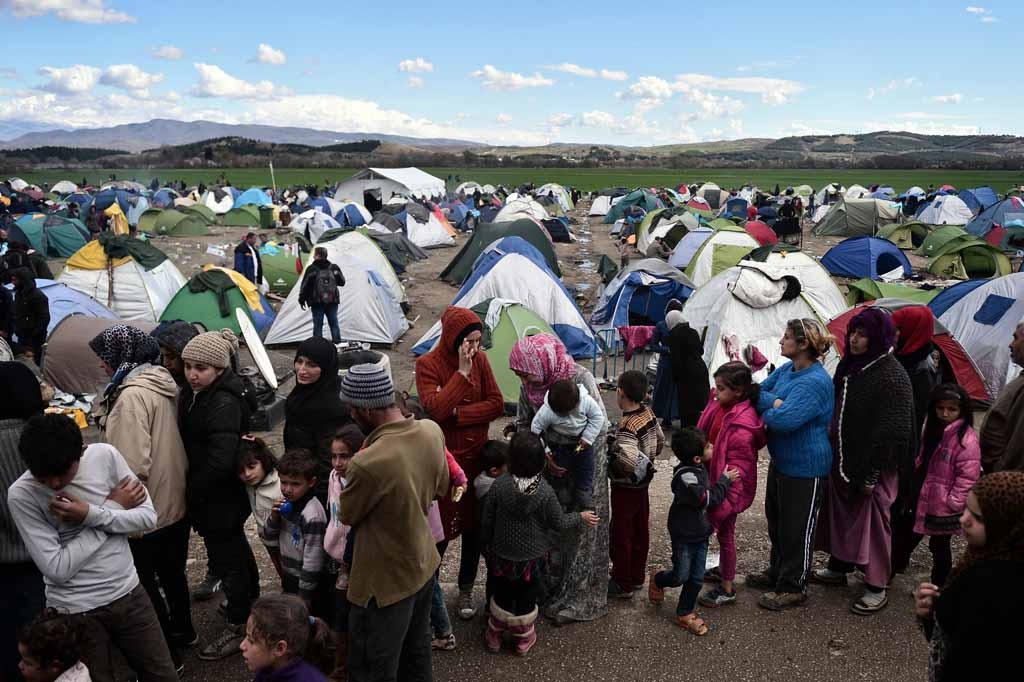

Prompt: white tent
[
  {"left": 682, "top": 251, "right": 848, "bottom": 383},
  {"left": 668, "top": 227, "right": 713, "bottom": 268},
  {"left": 290, "top": 209, "right": 341, "bottom": 243},
  {"left": 637, "top": 212, "right": 699, "bottom": 255},
  {"left": 937, "top": 273, "right": 1024, "bottom": 400},
  {"left": 917, "top": 196, "right": 974, "bottom": 225},
  {"left": 537, "top": 183, "right": 573, "bottom": 212},
  {"left": 814, "top": 183, "right": 845, "bottom": 207},
  {"left": 493, "top": 198, "right": 550, "bottom": 223},
  {"left": 405, "top": 213, "right": 455, "bottom": 248},
  {"left": 8, "top": 177, "right": 29, "bottom": 191},
  {"left": 589, "top": 195, "right": 613, "bottom": 216},
  {"left": 333, "top": 167, "right": 445, "bottom": 203},
  {"left": 58, "top": 251, "right": 186, "bottom": 322},
  {"left": 684, "top": 227, "right": 760, "bottom": 288},
  {"left": 456, "top": 181, "right": 482, "bottom": 195},
  {"left": 126, "top": 197, "right": 151, "bottom": 227},
  {"left": 845, "top": 184, "right": 870, "bottom": 200},
  {"left": 811, "top": 204, "right": 830, "bottom": 223},
  {"left": 201, "top": 189, "right": 234, "bottom": 214},
  {"left": 51, "top": 180, "right": 78, "bottom": 194}
]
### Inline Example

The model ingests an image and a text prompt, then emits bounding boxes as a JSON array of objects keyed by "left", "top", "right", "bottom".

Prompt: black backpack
[{"left": 313, "top": 265, "right": 338, "bottom": 304}]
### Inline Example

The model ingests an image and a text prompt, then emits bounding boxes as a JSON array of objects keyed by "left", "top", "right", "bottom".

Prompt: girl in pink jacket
[
  {"left": 913, "top": 383, "right": 981, "bottom": 586},
  {"left": 696, "top": 361, "right": 767, "bottom": 607}
]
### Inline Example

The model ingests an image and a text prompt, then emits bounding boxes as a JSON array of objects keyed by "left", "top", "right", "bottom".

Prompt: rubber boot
[
  {"left": 329, "top": 632, "right": 348, "bottom": 682},
  {"left": 507, "top": 606, "right": 538, "bottom": 656},
  {"left": 484, "top": 598, "right": 511, "bottom": 653}
]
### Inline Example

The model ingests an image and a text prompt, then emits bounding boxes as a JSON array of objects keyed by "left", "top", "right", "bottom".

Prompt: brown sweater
[
  {"left": 339, "top": 416, "right": 449, "bottom": 607},
  {"left": 980, "top": 373, "right": 1024, "bottom": 473}
]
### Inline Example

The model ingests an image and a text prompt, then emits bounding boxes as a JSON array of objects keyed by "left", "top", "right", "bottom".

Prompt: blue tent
[
  {"left": 965, "top": 196, "right": 1024, "bottom": 239},
  {"left": 590, "top": 259, "right": 694, "bottom": 331},
  {"left": 958, "top": 187, "right": 999, "bottom": 214},
  {"left": 304, "top": 197, "right": 331, "bottom": 215},
  {"left": 340, "top": 203, "right": 368, "bottom": 227},
  {"left": 233, "top": 187, "right": 271, "bottom": 208},
  {"left": 722, "top": 197, "right": 749, "bottom": 219},
  {"left": 93, "top": 188, "right": 133, "bottom": 213},
  {"left": 7, "top": 279, "right": 117, "bottom": 337},
  {"left": 821, "top": 236, "right": 913, "bottom": 279},
  {"left": 151, "top": 188, "right": 178, "bottom": 209},
  {"left": 928, "top": 279, "right": 989, "bottom": 318},
  {"left": 65, "top": 192, "right": 93, "bottom": 216}
]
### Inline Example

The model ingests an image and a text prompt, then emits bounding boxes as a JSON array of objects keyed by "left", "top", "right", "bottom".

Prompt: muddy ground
[{"left": 70, "top": 202, "right": 939, "bottom": 681}]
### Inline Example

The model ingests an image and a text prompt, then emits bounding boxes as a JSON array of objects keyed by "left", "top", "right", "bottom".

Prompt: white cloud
[
  {"left": 38, "top": 64, "right": 101, "bottom": 94},
  {"left": 673, "top": 73, "right": 805, "bottom": 105},
  {"left": 867, "top": 77, "right": 922, "bottom": 100},
  {"left": 621, "top": 76, "right": 674, "bottom": 102},
  {"left": 930, "top": 93, "right": 964, "bottom": 104},
  {"left": 580, "top": 110, "right": 616, "bottom": 128},
  {"left": 407, "top": 76, "right": 424, "bottom": 89},
  {"left": 7, "top": 0, "right": 136, "bottom": 24},
  {"left": 965, "top": 5, "right": 988, "bottom": 12},
  {"left": 0, "top": 91, "right": 196, "bottom": 129},
  {"left": 544, "top": 63, "right": 629, "bottom": 81},
  {"left": 981, "top": 15, "right": 998, "bottom": 22},
  {"left": 496, "top": 113, "right": 512, "bottom": 125},
  {"left": 705, "top": 128, "right": 724, "bottom": 140},
  {"left": 469, "top": 65, "right": 553, "bottom": 91},
  {"left": 151, "top": 45, "right": 183, "bottom": 60},
  {"left": 600, "top": 69, "right": 629, "bottom": 81},
  {"left": 192, "top": 63, "right": 282, "bottom": 100},
  {"left": 100, "top": 64, "right": 164, "bottom": 93},
  {"left": 729, "top": 118, "right": 744, "bottom": 135},
  {"left": 866, "top": 88, "right": 875, "bottom": 100},
  {"left": 398, "top": 58, "right": 434, "bottom": 74},
  {"left": 865, "top": 119, "right": 981, "bottom": 135},
  {"left": 256, "top": 44, "right": 286, "bottom": 65},
  {"left": 546, "top": 112, "right": 573, "bottom": 127},
  {"left": 685, "top": 89, "right": 745, "bottom": 118}
]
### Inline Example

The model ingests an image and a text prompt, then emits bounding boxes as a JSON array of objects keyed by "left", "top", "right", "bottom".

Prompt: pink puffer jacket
[
  {"left": 914, "top": 419, "right": 981, "bottom": 535},
  {"left": 698, "top": 394, "right": 766, "bottom": 527}
]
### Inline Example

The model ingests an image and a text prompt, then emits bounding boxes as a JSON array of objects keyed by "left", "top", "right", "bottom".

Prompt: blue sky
[{"left": 0, "top": 0, "right": 1017, "bottom": 146}]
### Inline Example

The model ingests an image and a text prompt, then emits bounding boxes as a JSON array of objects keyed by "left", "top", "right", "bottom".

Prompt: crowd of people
[{"left": 0, "top": 296, "right": 1020, "bottom": 682}]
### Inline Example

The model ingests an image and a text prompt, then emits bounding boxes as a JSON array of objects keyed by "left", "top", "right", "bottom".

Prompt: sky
[{"left": 0, "top": 0, "right": 1017, "bottom": 147}]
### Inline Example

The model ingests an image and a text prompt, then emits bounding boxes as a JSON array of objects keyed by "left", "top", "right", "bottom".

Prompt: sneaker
[
  {"left": 197, "top": 625, "right": 244, "bottom": 661},
  {"left": 648, "top": 570, "right": 665, "bottom": 605},
  {"left": 810, "top": 568, "right": 848, "bottom": 586},
  {"left": 607, "top": 580, "right": 634, "bottom": 599},
  {"left": 698, "top": 585, "right": 737, "bottom": 608},
  {"left": 192, "top": 575, "right": 222, "bottom": 602},
  {"left": 703, "top": 566, "right": 722, "bottom": 584},
  {"left": 850, "top": 589, "right": 888, "bottom": 615},
  {"left": 457, "top": 589, "right": 477, "bottom": 620},
  {"left": 758, "top": 591, "right": 807, "bottom": 611},
  {"left": 169, "top": 629, "right": 199, "bottom": 648},
  {"left": 431, "top": 633, "right": 457, "bottom": 651},
  {"left": 745, "top": 571, "right": 776, "bottom": 590}
]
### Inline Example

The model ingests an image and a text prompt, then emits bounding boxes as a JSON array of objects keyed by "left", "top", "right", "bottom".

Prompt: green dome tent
[
  {"left": 439, "top": 219, "right": 560, "bottom": 285},
  {"left": 136, "top": 209, "right": 163, "bottom": 234},
  {"left": 181, "top": 204, "right": 216, "bottom": 224},
  {"left": 603, "top": 189, "right": 662, "bottom": 224},
  {"left": 916, "top": 225, "right": 969, "bottom": 257},
  {"left": 259, "top": 248, "right": 302, "bottom": 295},
  {"left": 927, "top": 237, "right": 1011, "bottom": 280},
  {"left": 11, "top": 214, "right": 89, "bottom": 257},
  {"left": 222, "top": 205, "right": 261, "bottom": 227},
  {"left": 846, "top": 279, "right": 942, "bottom": 305},
  {"left": 877, "top": 221, "right": 935, "bottom": 250},
  {"left": 153, "top": 209, "right": 211, "bottom": 236},
  {"left": 159, "top": 267, "right": 276, "bottom": 335}
]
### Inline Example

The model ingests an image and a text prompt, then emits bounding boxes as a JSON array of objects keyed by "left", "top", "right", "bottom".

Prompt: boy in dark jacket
[
  {"left": 648, "top": 428, "right": 738, "bottom": 635},
  {"left": 10, "top": 268, "right": 49, "bottom": 365}
]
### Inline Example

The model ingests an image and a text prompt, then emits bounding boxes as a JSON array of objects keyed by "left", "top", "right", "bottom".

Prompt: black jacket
[
  {"left": 298, "top": 259, "right": 345, "bottom": 307},
  {"left": 667, "top": 463, "right": 731, "bottom": 545},
  {"left": 667, "top": 322, "right": 710, "bottom": 415},
  {"left": 11, "top": 268, "right": 49, "bottom": 342},
  {"left": 179, "top": 368, "right": 252, "bottom": 535}
]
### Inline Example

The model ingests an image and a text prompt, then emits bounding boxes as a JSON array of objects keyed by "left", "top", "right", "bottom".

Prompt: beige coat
[{"left": 93, "top": 364, "right": 188, "bottom": 531}]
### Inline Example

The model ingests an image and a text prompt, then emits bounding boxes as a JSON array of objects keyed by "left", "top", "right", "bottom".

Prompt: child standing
[
  {"left": 608, "top": 370, "right": 664, "bottom": 598},
  {"left": 697, "top": 361, "right": 766, "bottom": 607},
  {"left": 530, "top": 379, "right": 604, "bottom": 510},
  {"left": 480, "top": 432, "right": 598, "bottom": 655},
  {"left": 912, "top": 384, "right": 981, "bottom": 586},
  {"left": 261, "top": 449, "right": 328, "bottom": 607},
  {"left": 475, "top": 440, "right": 510, "bottom": 613},
  {"left": 237, "top": 435, "right": 283, "bottom": 577},
  {"left": 649, "top": 428, "right": 738, "bottom": 635},
  {"left": 18, "top": 609, "right": 90, "bottom": 682},
  {"left": 240, "top": 594, "right": 334, "bottom": 682}
]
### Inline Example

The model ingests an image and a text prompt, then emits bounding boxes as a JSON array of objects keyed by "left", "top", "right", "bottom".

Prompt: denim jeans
[
  {"left": 429, "top": 573, "right": 451, "bottom": 637},
  {"left": 311, "top": 302, "right": 341, "bottom": 343},
  {"left": 655, "top": 539, "right": 708, "bottom": 616}
]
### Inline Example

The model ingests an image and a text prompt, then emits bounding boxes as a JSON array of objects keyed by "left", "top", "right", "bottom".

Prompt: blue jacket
[
  {"left": 234, "top": 241, "right": 262, "bottom": 285},
  {"left": 756, "top": 361, "right": 834, "bottom": 478}
]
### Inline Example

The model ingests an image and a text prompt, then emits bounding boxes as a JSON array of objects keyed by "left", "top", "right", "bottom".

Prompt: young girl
[
  {"left": 240, "top": 594, "right": 334, "bottom": 682},
  {"left": 238, "top": 435, "right": 283, "bottom": 577},
  {"left": 912, "top": 383, "right": 981, "bottom": 587},
  {"left": 480, "top": 432, "right": 598, "bottom": 655},
  {"left": 18, "top": 610, "right": 90, "bottom": 682},
  {"left": 696, "top": 361, "right": 766, "bottom": 607}
]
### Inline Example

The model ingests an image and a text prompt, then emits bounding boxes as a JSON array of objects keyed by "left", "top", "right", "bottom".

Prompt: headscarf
[
  {"left": 834, "top": 307, "right": 896, "bottom": 383},
  {"left": 892, "top": 305, "right": 935, "bottom": 367},
  {"left": 425, "top": 306, "right": 483, "bottom": 372},
  {"left": 943, "top": 471, "right": 1024, "bottom": 590},
  {"left": 0, "top": 361, "right": 43, "bottom": 419},
  {"left": 89, "top": 324, "right": 161, "bottom": 397},
  {"left": 286, "top": 336, "right": 345, "bottom": 422},
  {"left": 665, "top": 299, "right": 683, "bottom": 314},
  {"left": 509, "top": 333, "right": 576, "bottom": 407},
  {"left": 665, "top": 310, "right": 685, "bottom": 330}
]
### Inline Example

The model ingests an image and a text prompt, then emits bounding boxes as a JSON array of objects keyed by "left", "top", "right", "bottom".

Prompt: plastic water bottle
[{"left": 279, "top": 500, "right": 292, "bottom": 515}]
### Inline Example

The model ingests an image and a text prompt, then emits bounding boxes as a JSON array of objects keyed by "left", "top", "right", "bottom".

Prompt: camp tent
[
  {"left": 668, "top": 227, "right": 713, "bottom": 269},
  {"left": 182, "top": 204, "right": 216, "bottom": 225},
  {"left": 829, "top": 300, "right": 987, "bottom": 402},
  {"left": 151, "top": 209, "right": 211, "bottom": 236},
  {"left": 440, "top": 219, "right": 558, "bottom": 284},
  {"left": 877, "top": 221, "right": 934, "bottom": 250},
  {"left": 10, "top": 214, "right": 89, "bottom": 257},
  {"left": 222, "top": 205, "right": 261, "bottom": 227},
  {"left": 965, "top": 196, "right": 1024, "bottom": 249},
  {"left": 684, "top": 225, "right": 760, "bottom": 288},
  {"left": 927, "top": 236, "right": 1011, "bottom": 280},
  {"left": 492, "top": 198, "right": 549, "bottom": 223},
  {"left": 201, "top": 189, "right": 234, "bottom": 214},
  {"left": 743, "top": 220, "right": 778, "bottom": 246},
  {"left": 958, "top": 187, "right": 999, "bottom": 214},
  {"left": 590, "top": 259, "right": 695, "bottom": 333},
  {"left": 6, "top": 278, "right": 117, "bottom": 337},
  {"left": 51, "top": 180, "right": 78, "bottom": 195},
  {"left": 812, "top": 197, "right": 899, "bottom": 236},
  {"left": 412, "top": 251, "right": 598, "bottom": 359},
  {"left": 405, "top": 212, "right": 455, "bottom": 248},
  {"left": 917, "top": 225, "right": 970, "bottom": 257},
  {"left": 259, "top": 245, "right": 302, "bottom": 295},
  {"left": 290, "top": 209, "right": 341, "bottom": 243},
  {"left": 928, "top": 279, "right": 989, "bottom": 318},
  {"left": 636, "top": 209, "right": 699, "bottom": 254},
  {"left": 160, "top": 266, "right": 276, "bottom": 336},
  {"left": 589, "top": 195, "right": 614, "bottom": 216},
  {"left": 365, "top": 231, "right": 428, "bottom": 274},
  {"left": 845, "top": 184, "right": 870, "bottom": 200},
  {"left": 233, "top": 187, "right": 271, "bottom": 208},
  {"left": 264, "top": 231, "right": 409, "bottom": 346},
  {"left": 814, "top": 183, "right": 845, "bottom": 206},
  {"left": 821, "top": 236, "right": 913, "bottom": 279},
  {"left": 58, "top": 234, "right": 186, "bottom": 321},
  {"left": 334, "top": 168, "right": 445, "bottom": 209},
  {"left": 103, "top": 203, "right": 130, "bottom": 235},
  {"left": 44, "top": 317, "right": 156, "bottom": 395},
  {"left": 918, "top": 196, "right": 974, "bottom": 225},
  {"left": 845, "top": 279, "right": 942, "bottom": 305},
  {"left": 336, "top": 200, "right": 373, "bottom": 227},
  {"left": 536, "top": 184, "right": 574, "bottom": 212},
  {"left": 696, "top": 183, "right": 729, "bottom": 210},
  {"left": 126, "top": 197, "right": 151, "bottom": 226},
  {"left": 151, "top": 188, "right": 179, "bottom": 209},
  {"left": 681, "top": 250, "right": 848, "bottom": 383},
  {"left": 603, "top": 189, "right": 661, "bottom": 224}
]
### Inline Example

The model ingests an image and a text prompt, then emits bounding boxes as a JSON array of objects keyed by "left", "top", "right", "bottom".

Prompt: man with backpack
[{"left": 298, "top": 247, "right": 346, "bottom": 344}]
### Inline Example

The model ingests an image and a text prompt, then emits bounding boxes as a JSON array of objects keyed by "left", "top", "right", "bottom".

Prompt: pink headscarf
[{"left": 508, "top": 334, "right": 576, "bottom": 407}]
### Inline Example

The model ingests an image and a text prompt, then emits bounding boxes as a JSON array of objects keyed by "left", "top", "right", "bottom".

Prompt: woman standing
[
  {"left": 746, "top": 319, "right": 835, "bottom": 611},
  {"left": 813, "top": 308, "right": 914, "bottom": 615},
  {"left": 415, "top": 306, "right": 504, "bottom": 620},
  {"left": 648, "top": 300, "right": 682, "bottom": 428},
  {"left": 509, "top": 333, "right": 609, "bottom": 624},
  {"left": 284, "top": 337, "right": 349, "bottom": 504},
  {"left": 89, "top": 325, "right": 194, "bottom": 658},
  {"left": 666, "top": 310, "right": 709, "bottom": 428},
  {"left": 179, "top": 329, "right": 259, "bottom": 660}
]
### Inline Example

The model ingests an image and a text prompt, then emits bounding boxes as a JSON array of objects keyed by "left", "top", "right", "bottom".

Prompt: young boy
[
  {"left": 608, "top": 370, "right": 664, "bottom": 598},
  {"left": 531, "top": 379, "right": 604, "bottom": 510},
  {"left": 475, "top": 439, "right": 509, "bottom": 614},
  {"left": 648, "top": 428, "right": 738, "bottom": 634},
  {"left": 260, "top": 449, "right": 327, "bottom": 606},
  {"left": 7, "top": 413, "right": 179, "bottom": 682}
]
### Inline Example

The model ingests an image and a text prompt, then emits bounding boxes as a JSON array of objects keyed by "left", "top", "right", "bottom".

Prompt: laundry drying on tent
[
  {"left": 160, "top": 266, "right": 276, "bottom": 336},
  {"left": 821, "top": 236, "right": 913, "bottom": 280}
]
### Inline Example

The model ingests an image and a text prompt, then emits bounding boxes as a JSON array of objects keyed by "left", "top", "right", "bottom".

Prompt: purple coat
[{"left": 914, "top": 419, "right": 981, "bottom": 535}]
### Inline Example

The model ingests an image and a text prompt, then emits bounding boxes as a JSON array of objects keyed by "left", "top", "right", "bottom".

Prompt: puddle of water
[
  {"left": 573, "top": 259, "right": 594, "bottom": 268},
  {"left": 572, "top": 282, "right": 593, "bottom": 292},
  {"left": 576, "top": 237, "right": 591, "bottom": 244}
]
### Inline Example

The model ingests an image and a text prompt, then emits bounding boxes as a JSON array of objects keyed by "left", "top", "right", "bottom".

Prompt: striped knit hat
[{"left": 341, "top": 363, "right": 394, "bottom": 409}]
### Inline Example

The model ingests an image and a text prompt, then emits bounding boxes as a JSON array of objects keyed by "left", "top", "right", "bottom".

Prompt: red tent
[
  {"left": 743, "top": 220, "right": 779, "bottom": 246},
  {"left": 687, "top": 197, "right": 711, "bottom": 211},
  {"left": 827, "top": 300, "right": 988, "bottom": 401}
]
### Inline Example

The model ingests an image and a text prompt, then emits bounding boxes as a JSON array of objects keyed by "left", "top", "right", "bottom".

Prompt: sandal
[
  {"left": 674, "top": 613, "right": 709, "bottom": 636},
  {"left": 850, "top": 593, "right": 888, "bottom": 616}
]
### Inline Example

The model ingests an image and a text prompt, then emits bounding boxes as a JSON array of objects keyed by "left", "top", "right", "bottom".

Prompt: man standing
[
  {"left": 298, "top": 247, "right": 345, "bottom": 344},
  {"left": 339, "top": 364, "right": 448, "bottom": 682},
  {"left": 233, "top": 232, "right": 263, "bottom": 288},
  {"left": 980, "top": 322, "right": 1024, "bottom": 472}
]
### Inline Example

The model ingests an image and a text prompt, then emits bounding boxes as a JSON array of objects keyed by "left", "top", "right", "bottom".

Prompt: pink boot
[
  {"left": 484, "top": 599, "right": 511, "bottom": 653},
  {"left": 507, "top": 606, "right": 538, "bottom": 656}
]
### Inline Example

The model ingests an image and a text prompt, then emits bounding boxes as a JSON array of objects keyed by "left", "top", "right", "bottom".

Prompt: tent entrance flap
[{"left": 363, "top": 188, "right": 382, "bottom": 213}]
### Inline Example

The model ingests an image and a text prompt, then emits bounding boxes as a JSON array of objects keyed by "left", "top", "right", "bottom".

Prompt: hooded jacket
[
  {"left": 233, "top": 239, "right": 263, "bottom": 285},
  {"left": 11, "top": 268, "right": 49, "bottom": 342},
  {"left": 479, "top": 473, "right": 582, "bottom": 562},
  {"left": 93, "top": 364, "right": 188, "bottom": 531},
  {"left": 697, "top": 394, "right": 766, "bottom": 524},
  {"left": 914, "top": 419, "right": 981, "bottom": 535}
]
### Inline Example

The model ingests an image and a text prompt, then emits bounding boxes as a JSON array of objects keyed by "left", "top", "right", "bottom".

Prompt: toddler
[
  {"left": 237, "top": 435, "right": 283, "bottom": 577},
  {"left": 18, "top": 609, "right": 90, "bottom": 682},
  {"left": 531, "top": 379, "right": 604, "bottom": 510}
]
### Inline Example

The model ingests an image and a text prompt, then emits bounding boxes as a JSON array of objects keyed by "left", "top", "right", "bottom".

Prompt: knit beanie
[
  {"left": 341, "top": 363, "right": 394, "bottom": 409},
  {"left": 181, "top": 329, "right": 238, "bottom": 369}
]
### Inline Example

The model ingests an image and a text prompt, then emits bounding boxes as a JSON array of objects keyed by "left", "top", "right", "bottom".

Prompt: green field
[{"left": 12, "top": 167, "right": 1024, "bottom": 193}]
